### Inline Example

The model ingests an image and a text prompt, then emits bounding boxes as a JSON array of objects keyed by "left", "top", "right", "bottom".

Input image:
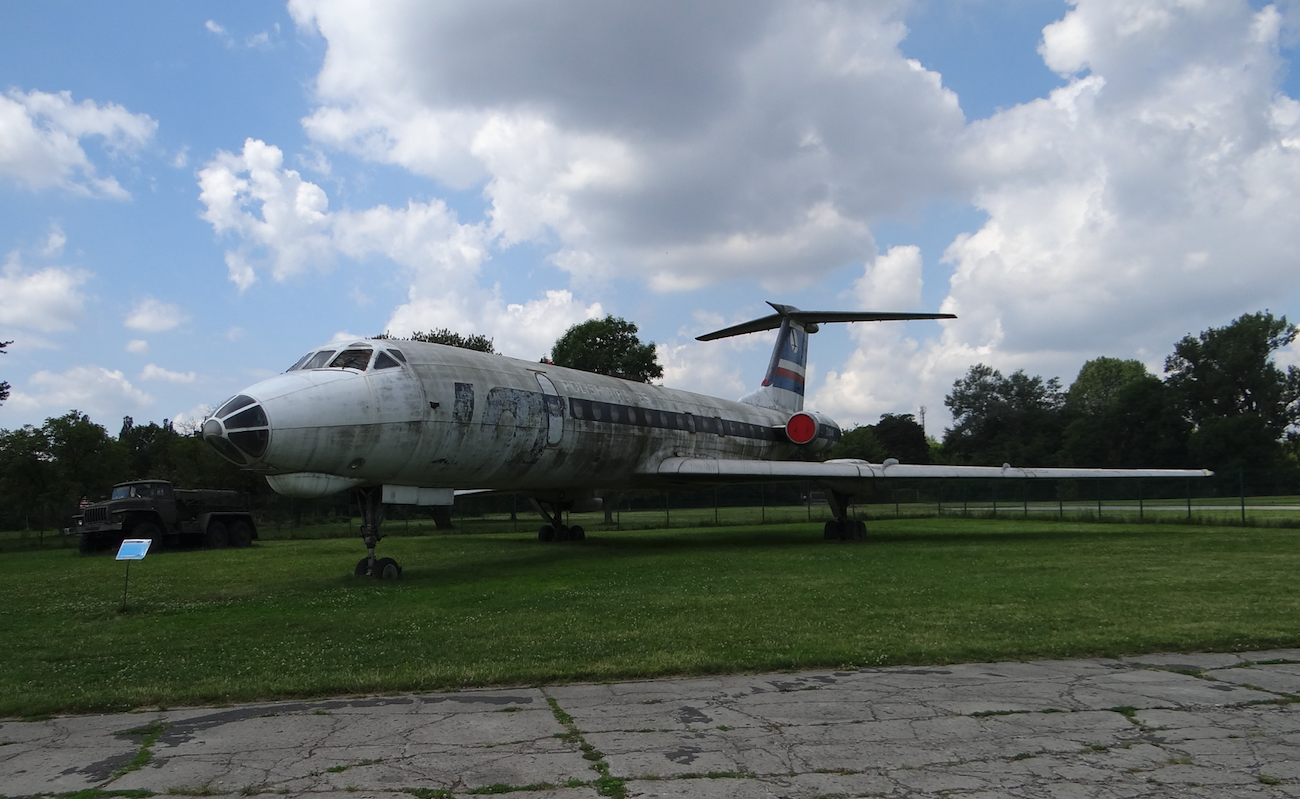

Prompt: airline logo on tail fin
[{"left": 697, "top": 301, "right": 955, "bottom": 413}]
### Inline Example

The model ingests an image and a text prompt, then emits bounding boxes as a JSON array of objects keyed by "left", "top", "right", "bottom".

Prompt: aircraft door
[{"left": 534, "top": 373, "right": 564, "bottom": 446}]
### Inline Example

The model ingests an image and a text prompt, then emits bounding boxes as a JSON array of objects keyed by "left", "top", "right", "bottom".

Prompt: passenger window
[
  {"left": 329, "top": 349, "right": 373, "bottom": 370},
  {"left": 373, "top": 351, "right": 400, "bottom": 370},
  {"left": 304, "top": 350, "right": 336, "bottom": 369}
]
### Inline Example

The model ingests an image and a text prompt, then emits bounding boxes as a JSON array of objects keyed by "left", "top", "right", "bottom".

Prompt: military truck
[{"left": 76, "top": 479, "right": 257, "bottom": 553}]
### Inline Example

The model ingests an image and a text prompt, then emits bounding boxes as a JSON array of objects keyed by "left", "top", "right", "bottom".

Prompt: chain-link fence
[{"left": 6, "top": 468, "right": 1299, "bottom": 551}]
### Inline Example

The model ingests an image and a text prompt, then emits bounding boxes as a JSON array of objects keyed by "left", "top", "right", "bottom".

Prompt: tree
[
  {"left": 943, "top": 364, "right": 1066, "bottom": 466},
  {"left": 0, "top": 339, "right": 11, "bottom": 406},
  {"left": 373, "top": 328, "right": 497, "bottom": 353},
  {"left": 1164, "top": 312, "right": 1299, "bottom": 469},
  {"left": 1065, "top": 357, "right": 1151, "bottom": 415},
  {"left": 1061, "top": 375, "right": 1190, "bottom": 467},
  {"left": 827, "top": 425, "right": 886, "bottom": 462},
  {"left": 547, "top": 315, "right": 663, "bottom": 383},
  {"left": 873, "top": 413, "right": 930, "bottom": 463}
]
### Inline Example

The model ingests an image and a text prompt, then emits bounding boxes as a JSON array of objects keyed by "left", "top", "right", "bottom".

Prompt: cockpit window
[
  {"left": 373, "top": 351, "right": 401, "bottom": 370},
  {"left": 216, "top": 395, "right": 256, "bottom": 418},
  {"left": 388, "top": 349, "right": 407, "bottom": 363},
  {"left": 287, "top": 353, "right": 312, "bottom": 372},
  {"left": 225, "top": 405, "right": 269, "bottom": 430},
  {"left": 302, "top": 350, "right": 336, "bottom": 370},
  {"left": 328, "top": 348, "right": 373, "bottom": 370}
]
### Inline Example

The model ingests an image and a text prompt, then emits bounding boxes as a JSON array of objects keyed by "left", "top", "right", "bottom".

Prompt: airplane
[{"left": 201, "top": 302, "right": 1212, "bottom": 578}]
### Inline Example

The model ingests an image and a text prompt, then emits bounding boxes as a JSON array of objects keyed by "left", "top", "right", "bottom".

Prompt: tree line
[{"left": 831, "top": 311, "right": 1300, "bottom": 473}]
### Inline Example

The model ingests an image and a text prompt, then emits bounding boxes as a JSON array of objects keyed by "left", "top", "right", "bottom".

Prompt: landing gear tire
[
  {"left": 205, "top": 520, "right": 229, "bottom": 549},
  {"left": 823, "top": 520, "right": 841, "bottom": 540},
  {"left": 374, "top": 557, "right": 402, "bottom": 580},
  {"left": 854, "top": 520, "right": 867, "bottom": 539},
  {"left": 354, "top": 557, "right": 371, "bottom": 577},
  {"left": 570, "top": 525, "right": 585, "bottom": 541},
  {"left": 539, "top": 525, "right": 555, "bottom": 542},
  {"left": 228, "top": 520, "right": 253, "bottom": 548}
]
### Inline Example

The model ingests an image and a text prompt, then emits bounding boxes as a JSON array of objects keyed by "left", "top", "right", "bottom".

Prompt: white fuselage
[{"left": 205, "top": 340, "right": 802, "bottom": 496}]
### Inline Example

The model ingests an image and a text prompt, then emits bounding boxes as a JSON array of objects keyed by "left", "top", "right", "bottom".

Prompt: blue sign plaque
[{"left": 116, "top": 538, "right": 152, "bottom": 561}]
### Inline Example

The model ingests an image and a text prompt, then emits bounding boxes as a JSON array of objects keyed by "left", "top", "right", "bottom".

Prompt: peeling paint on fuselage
[{"left": 241, "top": 341, "right": 799, "bottom": 493}]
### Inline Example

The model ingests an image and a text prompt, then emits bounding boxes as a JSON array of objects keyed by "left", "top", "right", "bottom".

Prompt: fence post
[
  {"left": 1186, "top": 479, "right": 1191, "bottom": 522},
  {"left": 963, "top": 485, "right": 968, "bottom": 516},
  {"left": 1097, "top": 480, "right": 1102, "bottom": 518},
  {"left": 992, "top": 482, "right": 997, "bottom": 517},
  {"left": 761, "top": 484, "right": 766, "bottom": 525},
  {"left": 715, "top": 487, "right": 719, "bottom": 526},
  {"left": 665, "top": 491, "right": 670, "bottom": 528},
  {"left": 1240, "top": 469, "right": 1246, "bottom": 525},
  {"left": 1138, "top": 479, "right": 1143, "bottom": 521},
  {"left": 1023, "top": 479, "right": 1028, "bottom": 517}
]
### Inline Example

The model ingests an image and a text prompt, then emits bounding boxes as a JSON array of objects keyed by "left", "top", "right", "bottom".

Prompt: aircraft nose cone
[{"left": 203, "top": 395, "right": 271, "bottom": 465}]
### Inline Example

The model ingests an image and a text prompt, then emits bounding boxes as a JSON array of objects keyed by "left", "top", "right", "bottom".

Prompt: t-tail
[{"left": 696, "top": 302, "right": 956, "bottom": 414}]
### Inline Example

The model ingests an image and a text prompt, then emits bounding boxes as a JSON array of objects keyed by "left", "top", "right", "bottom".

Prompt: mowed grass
[{"left": 3, "top": 517, "right": 1299, "bottom": 717}]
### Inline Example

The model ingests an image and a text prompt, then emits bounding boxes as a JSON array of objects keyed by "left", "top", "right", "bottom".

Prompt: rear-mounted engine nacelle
[{"left": 783, "top": 410, "right": 841, "bottom": 453}]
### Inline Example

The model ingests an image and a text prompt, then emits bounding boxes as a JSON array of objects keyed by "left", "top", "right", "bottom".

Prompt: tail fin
[{"left": 696, "top": 302, "right": 955, "bottom": 414}]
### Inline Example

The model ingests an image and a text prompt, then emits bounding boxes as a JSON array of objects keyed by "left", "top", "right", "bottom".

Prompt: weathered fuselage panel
[{"left": 231, "top": 341, "right": 798, "bottom": 494}]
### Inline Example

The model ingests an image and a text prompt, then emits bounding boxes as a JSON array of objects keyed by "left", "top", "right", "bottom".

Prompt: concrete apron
[{"left": 4, "top": 651, "right": 1300, "bottom": 798}]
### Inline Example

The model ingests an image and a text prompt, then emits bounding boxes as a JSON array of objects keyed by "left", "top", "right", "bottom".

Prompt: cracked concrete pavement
[{"left": 4, "top": 651, "right": 1300, "bottom": 798}]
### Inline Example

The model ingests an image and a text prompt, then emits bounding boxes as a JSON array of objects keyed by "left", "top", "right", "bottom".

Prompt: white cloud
[
  {"left": 126, "top": 339, "right": 148, "bottom": 353},
  {"left": 817, "top": 0, "right": 1300, "bottom": 432},
  {"left": 124, "top": 297, "right": 190, "bottom": 333},
  {"left": 140, "top": 364, "right": 197, "bottom": 384},
  {"left": 286, "top": 0, "right": 966, "bottom": 289},
  {"left": 0, "top": 255, "right": 89, "bottom": 332},
  {"left": 6, "top": 366, "right": 153, "bottom": 419},
  {"left": 0, "top": 88, "right": 156, "bottom": 198},
  {"left": 198, "top": 138, "right": 490, "bottom": 291},
  {"left": 386, "top": 288, "right": 602, "bottom": 360},
  {"left": 41, "top": 224, "right": 66, "bottom": 257}
]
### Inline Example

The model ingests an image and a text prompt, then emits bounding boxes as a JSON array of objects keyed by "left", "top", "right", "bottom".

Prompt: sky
[{"left": 2, "top": 0, "right": 1299, "bottom": 441}]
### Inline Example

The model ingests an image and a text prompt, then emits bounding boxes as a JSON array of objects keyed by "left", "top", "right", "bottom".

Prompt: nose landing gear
[{"left": 353, "top": 486, "right": 403, "bottom": 579}]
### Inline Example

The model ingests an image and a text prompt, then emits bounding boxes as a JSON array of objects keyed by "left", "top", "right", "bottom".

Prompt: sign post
[{"left": 116, "top": 538, "right": 152, "bottom": 612}]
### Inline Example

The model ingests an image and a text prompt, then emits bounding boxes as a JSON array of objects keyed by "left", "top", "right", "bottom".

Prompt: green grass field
[{"left": 3, "top": 517, "right": 1299, "bottom": 718}]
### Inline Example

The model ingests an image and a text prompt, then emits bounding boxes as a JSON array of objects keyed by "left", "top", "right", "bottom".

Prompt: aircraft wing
[{"left": 652, "top": 457, "right": 1213, "bottom": 482}]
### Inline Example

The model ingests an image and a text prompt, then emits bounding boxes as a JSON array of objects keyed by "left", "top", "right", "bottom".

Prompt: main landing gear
[
  {"left": 534, "top": 499, "right": 585, "bottom": 543},
  {"left": 352, "top": 486, "right": 403, "bottom": 579},
  {"left": 823, "top": 489, "right": 866, "bottom": 541}
]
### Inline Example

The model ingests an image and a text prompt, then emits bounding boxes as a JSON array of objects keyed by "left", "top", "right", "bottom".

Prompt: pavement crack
[{"left": 541, "top": 690, "right": 625, "bottom": 798}]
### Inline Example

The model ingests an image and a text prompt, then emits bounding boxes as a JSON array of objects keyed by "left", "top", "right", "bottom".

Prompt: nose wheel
[{"left": 353, "top": 487, "right": 402, "bottom": 579}]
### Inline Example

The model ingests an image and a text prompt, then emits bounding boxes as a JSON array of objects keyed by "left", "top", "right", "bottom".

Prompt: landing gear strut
[
  {"left": 823, "top": 489, "right": 866, "bottom": 541},
  {"left": 533, "top": 499, "right": 585, "bottom": 543},
  {"left": 352, "top": 486, "right": 403, "bottom": 579}
]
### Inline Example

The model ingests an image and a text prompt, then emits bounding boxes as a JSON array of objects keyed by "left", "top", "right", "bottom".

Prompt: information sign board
[{"left": 116, "top": 538, "right": 152, "bottom": 561}]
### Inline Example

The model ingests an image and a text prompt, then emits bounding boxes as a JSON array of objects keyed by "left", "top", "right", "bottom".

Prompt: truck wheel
[
  {"left": 205, "top": 520, "right": 229, "bottom": 549},
  {"left": 78, "top": 534, "right": 101, "bottom": 555},
  {"left": 228, "top": 520, "right": 253, "bottom": 548},
  {"left": 134, "top": 522, "right": 164, "bottom": 552}
]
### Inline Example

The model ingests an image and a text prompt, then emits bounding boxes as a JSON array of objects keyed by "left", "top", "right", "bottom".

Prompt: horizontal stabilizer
[{"left": 697, "top": 302, "right": 955, "bottom": 341}]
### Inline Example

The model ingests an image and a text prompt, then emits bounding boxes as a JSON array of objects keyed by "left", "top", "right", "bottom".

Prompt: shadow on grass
[{"left": 384, "top": 519, "right": 1178, "bottom": 587}]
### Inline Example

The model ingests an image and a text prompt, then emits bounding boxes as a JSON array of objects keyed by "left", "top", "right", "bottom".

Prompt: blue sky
[{"left": 2, "top": 0, "right": 1299, "bottom": 439}]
